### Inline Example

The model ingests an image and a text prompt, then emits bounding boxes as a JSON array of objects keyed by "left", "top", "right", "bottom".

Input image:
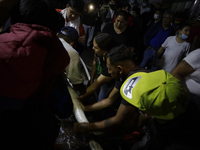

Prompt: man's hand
[{"left": 74, "top": 122, "right": 90, "bottom": 133}]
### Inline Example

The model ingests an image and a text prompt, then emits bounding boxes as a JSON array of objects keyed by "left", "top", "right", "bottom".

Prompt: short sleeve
[
  {"left": 184, "top": 49, "right": 200, "bottom": 70},
  {"left": 161, "top": 36, "right": 170, "bottom": 49}
]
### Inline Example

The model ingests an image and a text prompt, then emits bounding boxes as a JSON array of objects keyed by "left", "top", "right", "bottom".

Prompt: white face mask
[{"left": 154, "top": 13, "right": 159, "bottom": 20}]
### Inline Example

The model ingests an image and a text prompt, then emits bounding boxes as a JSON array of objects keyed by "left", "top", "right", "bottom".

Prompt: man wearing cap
[
  {"left": 56, "top": 0, "right": 86, "bottom": 45},
  {"left": 57, "top": 26, "right": 85, "bottom": 94},
  {"left": 74, "top": 45, "right": 200, "bottom": 149}
]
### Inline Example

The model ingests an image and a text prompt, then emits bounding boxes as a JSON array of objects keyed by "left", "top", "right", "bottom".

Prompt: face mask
[
  {"left": 154, "top": 13, "right": 159, "bottom": 19},
  {"left": 142, "top": 3, "right": 147, "bottom": 7},
  {"left": 180, "top": 33, "right": 188, "bottom": 40},
  {"left": 145, "top": 8, "right": 150, "bottom": 12},
  {"left": 130, "top": 0, "right": 135, "bottom": 4}
]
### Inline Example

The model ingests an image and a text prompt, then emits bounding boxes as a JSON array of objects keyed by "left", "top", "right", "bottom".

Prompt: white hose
[{"left": 67, "top": 85, "right": 103, "bottom": 150}]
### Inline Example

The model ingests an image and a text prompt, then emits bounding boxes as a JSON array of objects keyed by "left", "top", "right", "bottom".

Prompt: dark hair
[
  {"left": 11, "top": 0, "right": 64, "bottom": 32},
  {"left": 154, "top": 8, "right": 163, "bottom": 14},
  {"left": 163, "top": 10, "right": 174, "bottom": 19},
  {"left": 132, "top": 6, "right": 140, "bottom": 15},
  {"left": 122, "top": 2, "right": 131, "bottom": 11},
  {"left": 106, "top": 45, "right": 138, "bottom": 66},
  {"left": 115, "top": 10, "right": 129, "bottom": 21},
  {"left": 94, "top": 33, "right": 117, "bottom": 52},
  {"left": 68, "top": 0, "right": 85, "bottom": 13},
  {"left": 177, "top": 22, "right": 191, "bottom": 31}
]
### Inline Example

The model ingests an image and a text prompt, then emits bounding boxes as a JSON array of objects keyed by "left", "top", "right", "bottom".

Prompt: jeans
[
  {"left": 82, "top": 24, "right": 95, "bottom": 47},
  {"left": 140, "top": 48, "right": 157, "bottom": 68},
  {"left": 98, "top": 81, "right": 115, "bottom": 102}
]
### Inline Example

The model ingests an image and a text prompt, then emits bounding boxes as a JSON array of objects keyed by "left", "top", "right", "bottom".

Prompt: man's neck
[{"left": 122, "top": 63, "right": 137, "bottom": 80}]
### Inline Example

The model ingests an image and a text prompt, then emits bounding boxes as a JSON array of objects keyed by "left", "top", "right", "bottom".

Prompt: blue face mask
[
  {"left": 180, "top": 33, "right": 188, "bottom": 40},
  {"left": 142, "top": 3, "right": 147, "bottom": 7},
  {"left": 130, "top": 0, "right": 135, "bottom": 4}
]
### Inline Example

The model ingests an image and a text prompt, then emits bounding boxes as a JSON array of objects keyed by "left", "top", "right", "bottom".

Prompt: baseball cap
[
  {"left": 120, "top": 70, "right": 189, "bottom": 120},
  {"left": 60, "top": 26, "right": 79, "bottom": 42}
]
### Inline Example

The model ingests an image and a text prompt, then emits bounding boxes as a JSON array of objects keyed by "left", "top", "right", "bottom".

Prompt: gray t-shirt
[{"left": 157, "top": 36, "right": 190, "bottom": 73}]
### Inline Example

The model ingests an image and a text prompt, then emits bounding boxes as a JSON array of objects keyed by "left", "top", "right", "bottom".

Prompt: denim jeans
[
  {"left": 140, "top": 48, "right": 157, "bottom": 68},
  {"left": 98, "top": 81, "right": 115, "bottom": 102},
  {"left": 82, "top": 24, "right": 95, "bottom": 47}
]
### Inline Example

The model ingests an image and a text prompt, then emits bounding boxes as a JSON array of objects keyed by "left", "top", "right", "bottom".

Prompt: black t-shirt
[
  {"left": 102, "top": 23, "right": 135, "bottom": 47},
  {"left": 98, "top": 55, "right": 111, "bottom": 77},
  {"left": 121, "top": 67, "right": 150, "bottom": 106}
]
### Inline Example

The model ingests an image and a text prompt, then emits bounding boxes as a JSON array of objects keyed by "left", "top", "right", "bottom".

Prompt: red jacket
[{"left": 0, "top": 23, "right": 70, "bottom": 100}]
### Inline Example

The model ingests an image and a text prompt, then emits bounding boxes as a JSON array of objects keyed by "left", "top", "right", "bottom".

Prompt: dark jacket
[{"left": 0, "top": 23, "right": 69, "bottom": 100}]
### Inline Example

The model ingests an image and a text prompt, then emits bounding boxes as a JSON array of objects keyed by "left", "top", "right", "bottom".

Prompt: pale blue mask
[
  {"left": 180, "top": 33, "right": 188, "bottom": 40},
  {"left": 142, "top": 3, "right": 147, "bottom": 7},
  {"left": 130, "top": 0, "right": 135, "bottom": 4}
]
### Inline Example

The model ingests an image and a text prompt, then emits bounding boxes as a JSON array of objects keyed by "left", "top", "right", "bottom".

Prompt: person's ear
[{"left": 117, "top": 65, "right": 123, "bottom": 75}]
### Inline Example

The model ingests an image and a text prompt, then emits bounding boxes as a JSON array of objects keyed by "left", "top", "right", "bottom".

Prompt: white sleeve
[
  {"left": 161, "top": 36, "right": 170, "bottom": 49},
  {"left": 184, "top": 42, "right": 190, "bottom": 56},
  {"left": 184, "top": 49, "right": 200, "bottom": 70}
]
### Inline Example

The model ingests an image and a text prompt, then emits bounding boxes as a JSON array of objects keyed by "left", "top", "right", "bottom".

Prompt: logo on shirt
[{"left": 123, "top": 76, "right": 141, "bottom": 99}]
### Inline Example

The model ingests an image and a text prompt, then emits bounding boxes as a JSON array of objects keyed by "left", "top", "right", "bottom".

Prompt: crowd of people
[{"left": 0, "top": 0, "right": 200, "bottom": 149}]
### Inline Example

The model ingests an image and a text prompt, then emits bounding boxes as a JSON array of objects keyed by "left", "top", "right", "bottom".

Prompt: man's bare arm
[
  {"left": 74, "top": 103, "right": 149, "bottom": 135},
  {"left": 83, "top": 87, "right": 120, "bottom": 112},
  {"left": 171, "top": 60, "right": 195, "bottom": 92}
]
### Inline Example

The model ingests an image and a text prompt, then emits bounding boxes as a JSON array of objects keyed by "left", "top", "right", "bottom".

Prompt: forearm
[
  {"left": 80, "top": 81, "right": 100, "bottom": 99},
  {"left": 155, "top": 47, "right": 164, "bottom": 59},
  {"left": 74, "top": 117, "right": 120, "bottom": 133},
  {"left": 74, "top": 104, "right": 142, "bottom": 135},
  {"left": 90, "top": 60, "right": 97, "bottom": 84},
  {"left": 153, "top": 47, "right": 165, "bottom": 65},
  {"left": 84, "top": 98, "right": 112, "bottom": 112},
  {"left": 80, "top": 75, "right": 112, "bottom": 100}
]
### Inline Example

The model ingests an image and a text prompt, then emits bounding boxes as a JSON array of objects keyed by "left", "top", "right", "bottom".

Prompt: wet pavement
[{"left": 55, "top": 115, "right": 90, "bottom": 150}]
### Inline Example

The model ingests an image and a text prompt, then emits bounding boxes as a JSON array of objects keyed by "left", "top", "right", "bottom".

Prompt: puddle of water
[{"left": 55, "top": 114, "right": 90, "bottom": 150}]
